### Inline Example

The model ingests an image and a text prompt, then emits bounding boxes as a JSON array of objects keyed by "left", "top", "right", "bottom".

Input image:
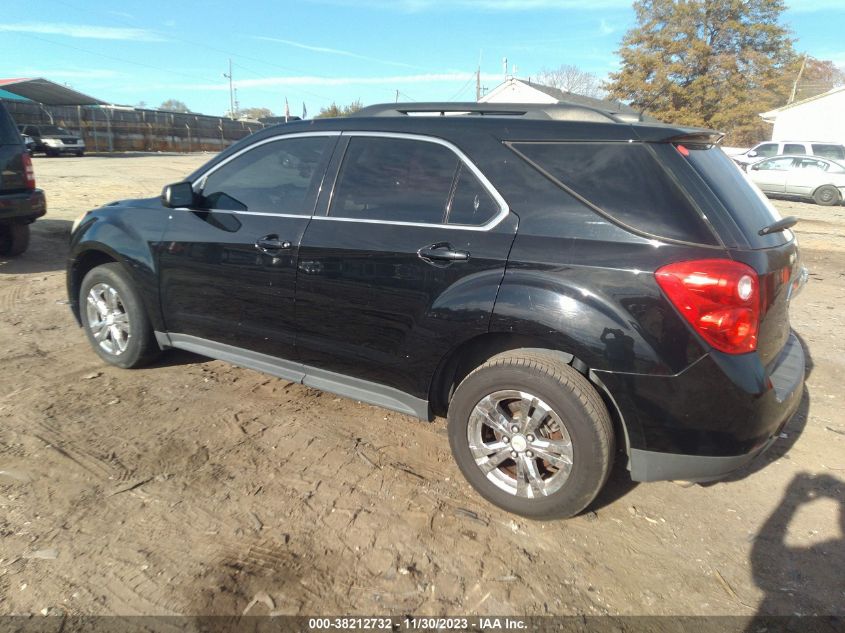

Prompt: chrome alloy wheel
[
  {"left": 85, "top": 282, "right": 131, "bottom": 355},
  {"left": 467, "top": 390, "right": 574, "bottom": 498}
]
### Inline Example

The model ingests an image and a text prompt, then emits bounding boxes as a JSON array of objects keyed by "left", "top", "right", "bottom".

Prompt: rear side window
[
  {"left": 0, "top": 104, "right": 20, "bottom": 145},
  {"left": 511, "top": 142, "right": 717, "bottom": 244},
  {"left": 812, "top": 144, "right": 845, "bottom": 160},
  {"left": 783, "top": 143, "right": 805, "bottom": 155},
  {"left": 331, "top": 137, "right": 458, "bottom": 224},
  {"left": 201, "top": 136, "right": 332, "bottom": 215},
  {"left": 447, "top": 164, "right": 499, "bottom": 226}
]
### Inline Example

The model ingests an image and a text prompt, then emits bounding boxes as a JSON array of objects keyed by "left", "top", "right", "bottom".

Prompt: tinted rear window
[
  {"left": 0, "top": 104, "right": 21, "bottom": 145},
  {"left": 685, "top": 147, "right": 789, "bottom": 249},
  {"left": 511, "top": 141, "right": 717, "bottom": 244},
  {"left": 812, "top": 144, "right": 845, "bottom": 160}
]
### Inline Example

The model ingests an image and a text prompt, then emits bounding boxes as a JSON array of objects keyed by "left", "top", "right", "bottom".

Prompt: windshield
[{"left": 40, "top": 125, "right": 71, "bottom": 135}]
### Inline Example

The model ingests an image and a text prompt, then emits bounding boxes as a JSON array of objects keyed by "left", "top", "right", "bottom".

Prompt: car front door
[
  {"left": 294, "top": 133, "right": 518, "bottom": 405},
  {"left": 158, "top": 132, "right": 338, "bottom": 359},
  {"left": 749, "top": 157, "right": 793, "bottom": 194}
]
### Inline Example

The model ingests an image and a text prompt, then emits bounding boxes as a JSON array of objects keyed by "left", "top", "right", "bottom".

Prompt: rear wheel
[
  {"left": 0, "top": 223, "right": 30, "bottom": 256},
  {"left": 75, "top": 150, "right": 84, "bottom": 157},
  {"left": 80, "top": 263, "right": 160, "bottom": 368},
  {"left": 447, "top": 349, "right": 614, "bottom": 520},
  {"left": 813, "top": 185, "right": 841, "bottom": 206}
]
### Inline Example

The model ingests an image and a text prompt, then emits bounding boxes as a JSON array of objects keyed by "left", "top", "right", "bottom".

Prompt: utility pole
[
  {"left": 395, "top": 89, "right": 399, "bottom": 103},
  {"left": 223, "top": 59, "right": 235, "bottom": 119},
  {"left": 476, "top": 67, "right": 481, "bottom": 102},
  {"left": 789, "top": 56, "right": 807, "bottom": 104}
]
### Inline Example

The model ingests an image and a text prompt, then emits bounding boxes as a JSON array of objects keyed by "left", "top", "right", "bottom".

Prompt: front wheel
[
  {"left": 80, "top": 263, "right": 160, "bottom": 368},
  {"left": 813, "top": 185, "right": 841, "bottom": 206},
  {"left": 447, "top": 350, "right": 614, "bottom": 520},
  {"left": 0, "top": 223, "right": 30, "bottom": 256}
]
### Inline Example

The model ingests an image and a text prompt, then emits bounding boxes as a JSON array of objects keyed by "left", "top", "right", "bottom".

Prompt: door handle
[
  {"left": 417, "top": 242, "right": 470, "bottom": 263},
  {"left": 255, "top": 235, "right": 292, "bottom": 252}
]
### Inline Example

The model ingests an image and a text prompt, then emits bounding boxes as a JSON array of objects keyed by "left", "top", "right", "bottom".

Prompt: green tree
[
  {"left": 315, "top": 99, "right": 363, "bottom": 118},
  {"left": 607, "top": 0, "right": 797, "bottom": 145},
  {"left": 159, "top": 99, "right": 191, "bottom": 113}
]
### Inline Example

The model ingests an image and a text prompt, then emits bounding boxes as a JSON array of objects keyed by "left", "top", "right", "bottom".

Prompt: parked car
[
  {"left": 0, "top": 103, "right": 46, "bottom": 256},
  {"left": 17, "top": 123, "right": 85, "bottom": 157},
  {"left": 732, "top": 140, "right": 845, "bottom": 167},
  {"left": 21, "top": 133, "right": 35, "bottom": 154},
  {"left": 66, "top": 102, "right": 807, "bottom": 519},
  {"left": 747, "top": 155, "right": 845, "bottom": 206}
]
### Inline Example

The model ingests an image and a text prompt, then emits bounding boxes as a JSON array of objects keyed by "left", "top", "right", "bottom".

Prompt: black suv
[
  {"left": 67, "top": 103, "right": 806, "bottom": 519},
  {"left": 0, "top": 103, "right": 46, "bottom": 256}
]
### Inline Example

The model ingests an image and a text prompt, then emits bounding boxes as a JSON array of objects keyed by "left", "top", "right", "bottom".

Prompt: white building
[
  {"left": 479, "top": 77, "right": 643, "bottom": 120},
  {"left": 759, "top": 87, "right": 845, "bottom": 144}
]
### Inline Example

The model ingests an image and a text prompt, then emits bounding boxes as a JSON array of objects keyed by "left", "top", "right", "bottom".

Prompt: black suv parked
[
  {"left": 0, "top": 103, "right": 46, "bottom": 256},
  {"left": 67, "top": 103, "right": 807, "bottom": 519}
]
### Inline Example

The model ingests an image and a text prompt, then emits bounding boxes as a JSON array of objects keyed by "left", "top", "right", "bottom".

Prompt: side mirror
[
  {"left": 747, "top": 151, "right": 757, "bottom": 157},
  {"left": 161, "top": 181, "right": 195, "bottom": 208},
  {"left": 750, "top": 164, "right": 760, "bottom": 171}
]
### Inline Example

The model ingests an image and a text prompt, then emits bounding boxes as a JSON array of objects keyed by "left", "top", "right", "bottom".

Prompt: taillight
[
  {"left": 655, "top": 259, "right": 760, "bottom": 354},
  {"left": 22, "top": 152, "right": 36, "bottom": 189}
]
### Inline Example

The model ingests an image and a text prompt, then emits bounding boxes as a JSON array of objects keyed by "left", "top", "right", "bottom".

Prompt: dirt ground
[{"left": 1, "top": 153, "right": 843, "bottom": 618}]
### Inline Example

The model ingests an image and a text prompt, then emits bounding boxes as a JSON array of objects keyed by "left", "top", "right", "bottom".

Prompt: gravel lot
[{"left": 1, "top": 153, "right": 843, "bottom": 618}]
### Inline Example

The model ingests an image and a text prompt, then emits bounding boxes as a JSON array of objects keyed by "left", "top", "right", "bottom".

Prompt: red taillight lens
[
  {"left": 22, "top": 152, "right": 36, "bottom": 189},
  {"left": 655, "top": 259, "right": 760, "bottom": 354}
]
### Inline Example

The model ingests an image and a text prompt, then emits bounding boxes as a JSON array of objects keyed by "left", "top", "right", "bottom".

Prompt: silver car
[{"left": 746, "top": 155, "right": 845, "bottom": 206}]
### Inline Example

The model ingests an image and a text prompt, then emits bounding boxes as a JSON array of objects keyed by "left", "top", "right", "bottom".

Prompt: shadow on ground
[{"left": 0, "top": 219, "right": 71, "bottom": 275}]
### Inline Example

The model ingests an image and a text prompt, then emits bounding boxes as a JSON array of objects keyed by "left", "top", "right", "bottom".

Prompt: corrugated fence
[{"left": 3, "top": 100, "right": 265, "bottom": 152}]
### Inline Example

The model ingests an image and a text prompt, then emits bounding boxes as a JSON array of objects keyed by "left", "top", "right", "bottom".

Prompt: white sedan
[{"left": 746, "top": 155, "right": 845, "bottom": 206}]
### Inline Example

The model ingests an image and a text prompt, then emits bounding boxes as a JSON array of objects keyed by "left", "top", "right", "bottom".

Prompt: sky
[{"left": 2, "top": 0, "right": 844, "bottom": 118}]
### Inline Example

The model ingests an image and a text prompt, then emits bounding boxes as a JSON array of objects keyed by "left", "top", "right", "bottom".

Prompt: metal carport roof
[{"left": 0, "top": 77, "right": 106, "bottom": 106}]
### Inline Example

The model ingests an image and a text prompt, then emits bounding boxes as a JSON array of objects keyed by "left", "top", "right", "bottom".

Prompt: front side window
[
  {"left": 756, "top": 157, "right": 794, "bottom": 171},
  {"left": 754, "top": 143, "right": 778, "bottom": 157},
  {"left": 330, "top": 137, "right": 459, "bottom": 224},
  {"left": 200, "top": 136, "right": 331, "bottom": 214},
  {"left": 811, "top": 144, "right": 845, "bottom": 160}
]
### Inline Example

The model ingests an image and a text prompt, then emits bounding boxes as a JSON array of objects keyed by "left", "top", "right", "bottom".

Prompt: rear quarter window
[
  {"left": 509, "top": 141, "right": 717, "bottom": 245},
  {"left": 812, "top": 144, "right": 845, "bottom": 160},
  {"left": 0, "top": 104, "right": 21, "bottom": 145}
]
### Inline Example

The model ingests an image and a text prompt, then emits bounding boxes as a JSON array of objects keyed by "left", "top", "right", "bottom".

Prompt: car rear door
[
  {"left": 158, "top": 132, "right": 338, "bottom": 360},
  {"left": 294, "top": 133, "right": 517, "bottom": 402},
  {"left": 786, "top": 157, "right": 829, "bottom": 195}
]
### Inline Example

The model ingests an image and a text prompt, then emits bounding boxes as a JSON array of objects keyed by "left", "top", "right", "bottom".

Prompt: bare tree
[
  {"left": 536, "top": 65, "right": 606, "bottom": 99},
  {"left": 159, "top": 99, "right": 190, "bottom": 113}
]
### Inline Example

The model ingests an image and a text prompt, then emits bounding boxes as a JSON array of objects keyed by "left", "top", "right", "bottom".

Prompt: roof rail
[{"left": 353, "top": 102, "right": 623, "bottom": 124}]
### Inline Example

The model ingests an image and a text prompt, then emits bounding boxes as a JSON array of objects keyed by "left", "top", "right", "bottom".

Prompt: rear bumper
[
  {"left": 600, "top": 331, "right": 805, "bottom": 482},
  {"left": 0, "top": 189, "right": 47, "bottom": 223}
]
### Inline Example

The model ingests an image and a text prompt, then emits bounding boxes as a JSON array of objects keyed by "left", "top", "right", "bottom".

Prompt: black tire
[
  {"left": 813, "top": 185, "right": 840, "bottom": 206},
  {"left": 447, "top": 349, "right": 614, "bottom": 520},
  {"left": 0, "top": 223, "right": 30, "bottom": 256},
  {"left": 79, "top": 263, "right": 160, "bottom": 368},
  {"left": 75, "top": 150, "right": 84, "bottom": 157},
  {"left": 45, "top": 149, "right": 58, "bottom": 157}
]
